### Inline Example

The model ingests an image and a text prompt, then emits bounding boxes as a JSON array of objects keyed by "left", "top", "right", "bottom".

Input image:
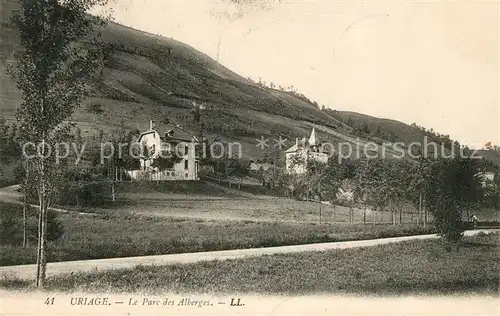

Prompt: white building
[
  {"left": 480, "top": 171, "right": 496, "bottom": 188},
  {"left": 285, "top": 127, "right": 329, "bottom": 174},
  {"left": 129, "top": 121, "right": 199, "bottom": 181},
  {"left": 249, "top": 161, "right": 274, "bottom": 172}
]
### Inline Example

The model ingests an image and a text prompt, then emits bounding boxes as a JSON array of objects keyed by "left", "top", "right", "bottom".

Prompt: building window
[
  {"left": 185, "top": 145, "right": 189, "bottom": 156},
  {"left": 185, "top": 173, "right": 188, "bottom": 178},
  {"left": 184, "top": 159, "right": 189, "bottom": 170}
]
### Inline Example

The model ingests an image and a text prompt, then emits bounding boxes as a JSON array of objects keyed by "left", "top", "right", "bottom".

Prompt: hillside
[
  {"left": 332, "top": 111, "right": 500, "bottom": 166},
  {"left": 1, "top": 0, "right": 498, "bottom": 164}
]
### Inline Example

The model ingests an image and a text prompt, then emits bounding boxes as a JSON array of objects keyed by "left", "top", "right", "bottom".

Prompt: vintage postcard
[{"left": 0, "top": 0, "right": 498, "bottom": 315}]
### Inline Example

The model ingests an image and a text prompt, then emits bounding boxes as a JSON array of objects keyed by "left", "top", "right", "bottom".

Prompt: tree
[
  {"left": 10, "top": 0, "right": 109, "bottom": 287},
  {"left": 423, "top": 157, "right": 485, "bottom": 251},
  {"left": 226, "top": 158, "right": 250, "bottom": 189},
  {"left": 309, "top": 156, "right": 345, "bottom": 202},
  {"left": 97, "top": 125, "right": 144, "bottom": 198},
  {"left": 353, "top": 158, "right": 413, "bottom": 225},
  {"left": 150, "top": 148, "right": 183, "bottom": 175},
  {"left": 0, "top": 116, "right": 21, "bottom": 165},
  {"left": 405, "top": 157, "right": 433, "bottom": 226},
  {"left": 0, "top": 117, "right": 30, "bottom": 245}
]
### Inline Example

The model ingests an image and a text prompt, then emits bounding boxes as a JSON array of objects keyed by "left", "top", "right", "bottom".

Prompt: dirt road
[{"left": 1, "top": 229, "right": 497, "bottom": 280}]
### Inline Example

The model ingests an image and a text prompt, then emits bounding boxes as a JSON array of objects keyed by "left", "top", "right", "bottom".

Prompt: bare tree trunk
[
  {"left": 22, "top": 185, "right": 28, "bottom": 248},
  {"left": 399, "top": 207, "right": 402, "bottom": 225},
  {"left": 363, "top": 208, "right": 366, "bottom": 225},
  {"left": 36, "top": 178, "right": 48, "bottom": 288},
  {"left": 418, "top": 191, "right": 422, "bottom": 226},
  {"left": 423, "top": 206, "right": 427, "bottom": 228},
  {"left": 39, "top": 199, "right": 47, "bottom": 288},
  {"left": 390, "top": 200, "right": 395, "bottom": 225},
  {"left": 349, "top": 200, "right": 353, "bottom": 224},
  {"left": 76, "top": 181, "right": 79, "bottom": 207},
  {"left": 35, "top": 195, "right": 42, "bottom": 286}
]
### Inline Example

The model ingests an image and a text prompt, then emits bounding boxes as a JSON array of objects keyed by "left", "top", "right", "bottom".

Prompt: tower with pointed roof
[
  {"left": 308, "top": 127, "right": 317, "bottom": 146},
  {"left": 284, "top": 127, "right": 329, "bottom": 174}
]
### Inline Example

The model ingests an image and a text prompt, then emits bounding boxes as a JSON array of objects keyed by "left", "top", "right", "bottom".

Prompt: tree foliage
[
  {"left": 288, "top": 151, "right": 488, "bottom": 249},
  {"left": 10, "top": 0, "right": 109, "bottom": 287},
  {"left": 422, "top": 157, "right": 485, "bottom": 248}
]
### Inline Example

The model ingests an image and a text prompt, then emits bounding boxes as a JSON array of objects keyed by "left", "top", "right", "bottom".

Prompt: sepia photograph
[{"left": 0, "top": 0, "right": 498, "bottom": 315}]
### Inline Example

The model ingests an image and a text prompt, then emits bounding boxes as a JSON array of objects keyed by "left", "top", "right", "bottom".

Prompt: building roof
[
  {"left": 285, "top": 128, "right": 318, "bottom": 153},
  {"left": 308, "top": 127, "right": 317, "bottom": 146},
  {"left": 284, "top": 143, "right": 299, "bottom": 154},
  {"left": 138, "top": 124, "right": 198, "bottom": 143}
]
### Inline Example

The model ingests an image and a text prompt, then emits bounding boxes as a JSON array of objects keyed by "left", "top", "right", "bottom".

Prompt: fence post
[
  {"left": 423, "top": 206, "right": 427, "bottom": 228},
  {"left": 319, "top": 203, "right": 322, "bottom": 224},
  {"left": 418, "top": 191, "right": 422, "bottom": 226},
  {"left": 390, "top": 200, "right": 395, "bottom": 225},
  {"left": 349, "top": 200, "right": 353, "bottom": 224}
]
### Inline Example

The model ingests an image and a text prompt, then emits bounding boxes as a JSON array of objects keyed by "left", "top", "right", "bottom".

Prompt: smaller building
[
  {"left": 128, "top": 121, "right": 199, "bottom": 181},
  {"left": 249, "top": 161, "right": 274, "bottom": 172},
  {"left": 285, "top": 127, "right": 329, "bottom": 174},
  {"left": 480, "top": 171, "right": 496, "bottom": 188},
  {"left": 484, "top": 172, "right": 495, "bottom": 182}
]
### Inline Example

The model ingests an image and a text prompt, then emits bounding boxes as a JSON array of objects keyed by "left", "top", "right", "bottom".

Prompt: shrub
[
  {"left": 0, "top": 204, "right": 64, "bottom": 246},
  {"left": 59, "top": 181, "right": 111, "bottom": 207},
  {"left": 46, "top": 210, "right": 64, "bottom": 242},
  {"left": 86, "top": 103, "right": 104, "bottom": 114},
  {"left": 0, "top": 217, "right": 18, "bottom": 244}
]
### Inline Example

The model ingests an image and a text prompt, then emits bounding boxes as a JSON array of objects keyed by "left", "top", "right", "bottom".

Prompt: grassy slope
[
  {"left": 337, "top": 111, "right": 500, "bottom": 165},
  {"left": 0, "top": 0, "right": 468, "bottom": 162},
  {"left": 2, "top": 233, "right": 497, "bottom": 295},
  {"left": 0, "top": 1, "right": 348, "bottom": 158},
  {"left": 336, "top": 111, "right": 429, "bottom": 144}
]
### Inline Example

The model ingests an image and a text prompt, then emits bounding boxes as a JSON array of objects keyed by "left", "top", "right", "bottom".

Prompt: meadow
[
  {"left": 2, "top": 233, "right": 497, "bottom": 295},
  {"left": 0, "top": 201, "right": 435, "bottom": 266},
  {"left": 105, "top": 181, "right": 431, "bottom": 224}
]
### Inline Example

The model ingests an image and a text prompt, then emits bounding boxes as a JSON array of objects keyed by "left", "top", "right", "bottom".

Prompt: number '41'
[{"left": 45, "top": 297, "right": 55, "bottom": 305}]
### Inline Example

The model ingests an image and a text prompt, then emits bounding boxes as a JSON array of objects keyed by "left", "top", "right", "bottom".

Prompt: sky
[{"left": 103, "top": 0, "right": 498, "bottom": 148}]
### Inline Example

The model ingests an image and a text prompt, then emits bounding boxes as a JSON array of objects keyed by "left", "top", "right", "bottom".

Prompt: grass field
[
  {"left": 0, "top": 201, "right": 435, "bottom": 266},
  {"left": 92, "top": 182, "right": 430, "bottom": 224},
  {"left": 2, "top": 233, "right": 497, "bottom": 294}
]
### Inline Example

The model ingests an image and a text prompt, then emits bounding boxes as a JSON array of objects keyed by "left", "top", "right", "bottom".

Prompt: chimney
[{"left": 149, "top": 120, "right": 154, "bottom": 130}]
